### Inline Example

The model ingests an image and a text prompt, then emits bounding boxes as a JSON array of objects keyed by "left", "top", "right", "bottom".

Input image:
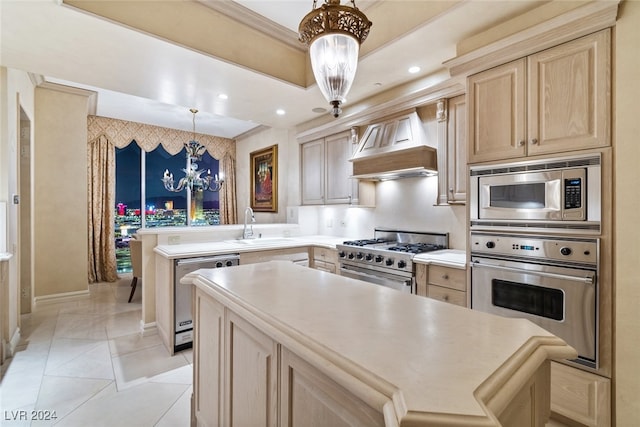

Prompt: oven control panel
[{"left": 470, "top": 232, "right": 598, "bottom": 264}]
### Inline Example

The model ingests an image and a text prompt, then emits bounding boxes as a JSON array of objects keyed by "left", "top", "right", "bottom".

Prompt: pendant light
[{"left": 298, "top": 0, "right": 372, "bottom": 118}]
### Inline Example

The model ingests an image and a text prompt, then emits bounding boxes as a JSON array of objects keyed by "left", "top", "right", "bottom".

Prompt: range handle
[{"left": 470, "top": 260, "right": 594, "bottom": 285}]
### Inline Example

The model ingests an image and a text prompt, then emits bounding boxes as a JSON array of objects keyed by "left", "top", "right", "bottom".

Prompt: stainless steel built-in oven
[
  {"left": 470, "top": 153, "right": 601, "bottom": 231},
  {"left": 470, "top": 232, "right": 599, "bottom": 369}
]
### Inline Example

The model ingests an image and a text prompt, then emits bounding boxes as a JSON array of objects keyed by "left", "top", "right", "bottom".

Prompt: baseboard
[
  {"left": 8, "top": 328, "right": 21, "bottom": 357},
  {"left": 33, "top": 289, "right": 90, "bottom": 305},
  {"left": 140, "top": 320, "right": 157, "bottom": 337}
]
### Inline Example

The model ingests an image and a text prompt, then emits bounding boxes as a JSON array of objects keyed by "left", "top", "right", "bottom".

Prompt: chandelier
[
  {"left": 298, "top": 0, "right": 372, "bottom": 118},
  {"left": 162, "top": 109, "right": 224, "bottom": 193}
]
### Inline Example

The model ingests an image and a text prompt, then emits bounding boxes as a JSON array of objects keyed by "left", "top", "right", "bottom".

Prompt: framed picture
[{"left": 250, "top": 144, "right": 278, "bottom": 212}]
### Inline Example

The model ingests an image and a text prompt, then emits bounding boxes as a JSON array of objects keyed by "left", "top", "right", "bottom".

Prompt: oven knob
[
  {"left": 225, "top": 260, "right": 235, "bottom": 267},
  {"left": 356, "top": 252, "right": 364, "bottom": 260},
  {"left": 397, "top": 260, "right": 407, "bottom": 269},
  {"left": 348, "top": 253, "right": 355, "bottom": 259},
  {"left": 215, "top": 261, "right": 223, "bottom": 268},
  {"left": 486, "top": 241, "right": 496, "bottom": 249},
  {"left": 385, "top": 258, "right": 394, "bottom": 266},
  {"left": 560, "top": 247, "right": 572, "bottom": 256},
  {"left": 338, "top": 251, "right": 346, "bottom": 258},
  {"left": 365, "top": 253, "right": 373, "bottom": 261},
  {"left": 375, "top": 255, "right": 383, "bottom": 263}
]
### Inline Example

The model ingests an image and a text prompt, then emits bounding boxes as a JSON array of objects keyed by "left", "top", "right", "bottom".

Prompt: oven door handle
[{"left": 471, "top": 261, "right": 594, "bottom": 285}]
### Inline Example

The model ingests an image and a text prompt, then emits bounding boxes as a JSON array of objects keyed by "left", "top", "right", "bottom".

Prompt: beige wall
[
  {"left": 613, "top": 1, "right": 640, "bottom": 424},
  {"left": 235, "top": 128, "right": 298, "bottom": 224},
  {"left": 0, "top": 68, "right": 35, "bottom": 357},
  {"left": 33, "top": 85, "right": 91, "bottom": 299}
]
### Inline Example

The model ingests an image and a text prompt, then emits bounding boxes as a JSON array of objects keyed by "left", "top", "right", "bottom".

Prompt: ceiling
[{"left": 0, "top": 0, "right": 545, "bottom": 139}]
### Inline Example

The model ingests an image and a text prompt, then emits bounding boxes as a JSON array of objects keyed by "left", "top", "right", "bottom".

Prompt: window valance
[{"left": 87, "top": 115, "right": 235, "bottom": 160}]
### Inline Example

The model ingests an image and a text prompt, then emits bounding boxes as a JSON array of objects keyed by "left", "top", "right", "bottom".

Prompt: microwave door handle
[{"left": 471, "top": 261, "right": 594, "bottom": 285}]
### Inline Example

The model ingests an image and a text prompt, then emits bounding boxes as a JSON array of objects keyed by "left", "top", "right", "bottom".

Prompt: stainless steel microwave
[{"left": 470, "top": 154, "right": 601, "bottom": 231}]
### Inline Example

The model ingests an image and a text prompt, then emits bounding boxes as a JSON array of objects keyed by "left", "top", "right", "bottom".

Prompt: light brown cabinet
[
  {"left": 310, "top": 247, "right": 338, "bottom": 274},
  {"left": 436, "top": 95, "right": 467, "bottom": 205},
  {"left": 415, "top": 263, "right": 467, "bottom": 307},
  {"left": 280, "top": 347, "right": 384, "bottom": 426},
  {"left": 239, "top": 247, "right": 310, "bottom": 266},
  {"left": 550, "top": 362, "right": 611, "bottom": 427},
  {"left": 301, "top": 130, "right": 360, "bottom": 205},
  {"left": 467, "top": 30, "right": 610, "bottom": 164}
]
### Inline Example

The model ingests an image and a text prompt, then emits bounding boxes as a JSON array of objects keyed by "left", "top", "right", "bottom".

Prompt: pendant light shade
[
  {"left": 299, "top": 0, "right": 372, "bottom": 118},
  {"left": 309, "top": 33, "right": 359, "bottom": 117}
]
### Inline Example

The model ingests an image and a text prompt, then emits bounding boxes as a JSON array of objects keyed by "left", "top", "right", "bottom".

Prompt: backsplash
[{"left": 289, "top": 176, "right": 467, "bottom": 249}]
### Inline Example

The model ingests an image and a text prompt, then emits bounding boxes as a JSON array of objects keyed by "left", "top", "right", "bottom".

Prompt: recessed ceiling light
[
  {"left": 276, "top": 109, "right": 286, "bottom": 116},
  {"left": 218, "top": 93, "right": 228, "bottom": 100},
  {"left": 312, "top": 107, "right": 327, "bottom": 114},
  {"left": 408, "top": 66, "right": 421, "bottom": 74},
  {"left": 374, "top": 82, "right": 382, "bottom": 87}
]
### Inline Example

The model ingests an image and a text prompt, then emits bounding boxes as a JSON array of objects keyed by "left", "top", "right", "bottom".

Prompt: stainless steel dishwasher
[{"left": 174, "top": 254, "right": 240, "bottom": 352}]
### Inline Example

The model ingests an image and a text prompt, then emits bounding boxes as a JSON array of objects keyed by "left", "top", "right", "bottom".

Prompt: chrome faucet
[{"left": 243, "top": 206, "right": 255, "bottom": 239}]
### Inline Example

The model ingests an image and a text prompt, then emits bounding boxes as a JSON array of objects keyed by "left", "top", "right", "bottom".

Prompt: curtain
[
  {"left": 86, "top": 116, "right": 238, "bottom": 281},
  {"left": 87, "top": 134, "right": 118, "bottom": 283},
  {"left": 220, "top": 153, "right": 237, "bottom": 224}
]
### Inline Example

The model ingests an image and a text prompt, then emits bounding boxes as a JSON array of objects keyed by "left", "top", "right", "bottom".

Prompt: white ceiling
[{"left": 0, "top": 0, "right": 543, "bottom": 139}]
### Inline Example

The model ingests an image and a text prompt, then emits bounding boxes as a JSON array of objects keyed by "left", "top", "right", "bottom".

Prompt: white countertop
[
  {"left": 185, "top": 261, "right": 576, "bottom": 424},
  {"left": 413, "top": 249, "right": 467, "bottom": 268},
  {"left": 0, "top": 252, "right": 12, "bottom": 262},
  {"left": 154, "top": 235, "right": 347, "bottom": 259}
]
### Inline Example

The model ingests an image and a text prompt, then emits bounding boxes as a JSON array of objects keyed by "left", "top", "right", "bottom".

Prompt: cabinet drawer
[
  {"left": 427, "top": 285, "right": 466, "bottom": 307},
  {"left": 428, "top": 265, "right": 466, "bottom": 291},
  {"left": 313, "top": 260, "right": 336, "bottom": 274},
  {"left": 314, "top": 247, "right": 336, "bottom": 260}
]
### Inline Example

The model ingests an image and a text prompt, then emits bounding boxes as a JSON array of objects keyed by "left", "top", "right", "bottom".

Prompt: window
[{"left": 115, "top": 142, "right": 221, "bottom": 272}]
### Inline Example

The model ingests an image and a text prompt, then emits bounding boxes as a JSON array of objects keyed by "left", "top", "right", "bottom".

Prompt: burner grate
[
  {"left": 342, "top": 238, "right": 391, "bottom": 247},
  {"left": 387, "top": 243, "right": 446, "bottom": 254}
]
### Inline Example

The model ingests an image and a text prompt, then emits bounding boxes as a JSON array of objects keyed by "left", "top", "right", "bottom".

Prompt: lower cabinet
[
  {"left": 280, "top": 348, "right": 384, "bottom": 427},
  {"left": 226, "top": 312, "right": 278, "bottom": 426},
  {"left": 550, "top": 362, "right": 611, "bottom": 427},
  {"left": 192, "top": 292, "right": 225, "bottom": 426},
  {"left": 415, "top": 263, "right": 467, "bottom": 307},
  {"left": 240, "top": 247, "right": 310, "bottom": 266},
  {"left": 192, "top": 286, "right": 383, "bottom": 427},
  {"left": 310, "top": 247, "right": 339, "bottom": 274}
]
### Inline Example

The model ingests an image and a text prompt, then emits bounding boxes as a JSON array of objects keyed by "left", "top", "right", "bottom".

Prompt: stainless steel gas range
[{"left": 336, "top": 229, "right": 449, "bottom": 293}]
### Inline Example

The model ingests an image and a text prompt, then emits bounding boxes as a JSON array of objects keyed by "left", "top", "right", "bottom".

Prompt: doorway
[{"left": 19, "top": 107, "right": 31, "bottom": 314}]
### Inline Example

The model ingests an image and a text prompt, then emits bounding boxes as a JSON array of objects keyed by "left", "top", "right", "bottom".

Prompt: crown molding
[
  {"left": 197, "top": 0, "right": 305, "bottom": 52},
  {"left": 443, "top": 0, "right": 620, "bottom": 77},
  {"left": 38, "top": 81, "right": 98, "bottom": 115}
]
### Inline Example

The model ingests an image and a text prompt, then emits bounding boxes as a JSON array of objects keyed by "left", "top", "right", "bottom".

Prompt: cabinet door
[
  {"left": 193, "top": 288, "right": 225, "bottom": 426},
  {"left": 325, "top": 131, "right": 355, "bottom": 204},
  {"left": 225, "top": 311, "right": 278, "bottom": 427},
  {"left": 527, "top": 30, "right": 610, "bottom": 155},
  {"left": 301, "top": 138, "right": 325, "bottom": 205},
  {"left": 280, "top": 347, "right": 385, "bottom": 427},
  {"left": 447, "top": 95, "right": 467, "bottom": 203},
  {"left": 468, "top": 59, "right": 527, "bottom": 163},
  {"left": 550, "top": 362, "right": 611, "bottom": 426}
]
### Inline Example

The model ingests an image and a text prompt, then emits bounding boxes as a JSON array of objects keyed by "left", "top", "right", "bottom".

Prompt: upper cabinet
[
  {"left": 467, "top": 29, "right": 611, "bottom": 164},
  {"left": 301, "top": 130, "right": 371, "bottom": 206},
  {"left": 436, "top": 95, "right": 467, "bottom": 205}
]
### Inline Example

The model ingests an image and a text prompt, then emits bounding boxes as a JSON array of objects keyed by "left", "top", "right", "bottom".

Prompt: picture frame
[{"left": 250, "top": 144, "right": 278, "bottom": 212}]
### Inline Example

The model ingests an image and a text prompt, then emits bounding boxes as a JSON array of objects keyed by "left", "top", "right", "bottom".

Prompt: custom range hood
[{"left": 350, "top": 110, "right": 437, "bottom": 180}]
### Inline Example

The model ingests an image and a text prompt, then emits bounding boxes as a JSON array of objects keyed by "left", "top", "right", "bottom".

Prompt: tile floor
[{"left": 1, "top": 276, "right": 192, "bottom": 427}]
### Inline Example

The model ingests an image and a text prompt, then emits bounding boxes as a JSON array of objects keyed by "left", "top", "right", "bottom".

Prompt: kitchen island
[{"left": 183, "top": 261, "right": 576, "bottom": 427}]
